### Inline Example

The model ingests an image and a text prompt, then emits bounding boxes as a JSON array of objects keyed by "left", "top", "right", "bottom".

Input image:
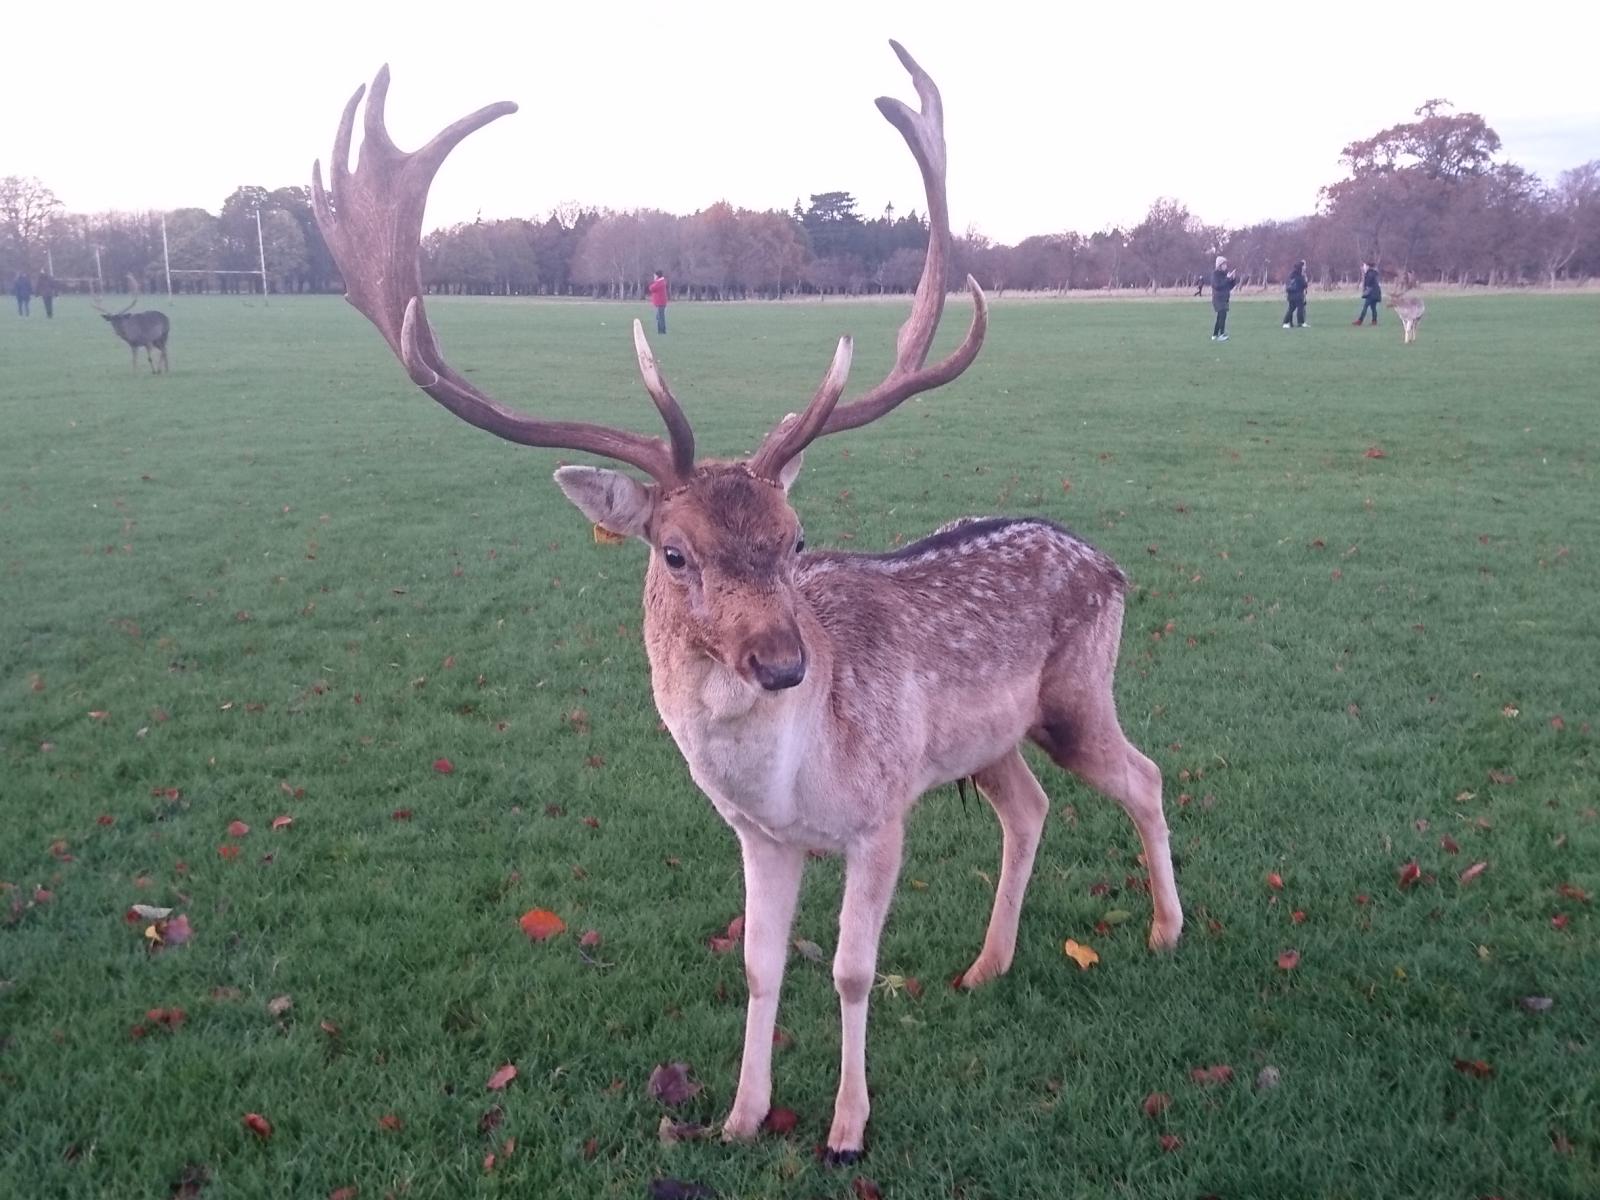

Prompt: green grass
[{"left": 3, "top": 291, "right": 1598, "bottom": 1199}]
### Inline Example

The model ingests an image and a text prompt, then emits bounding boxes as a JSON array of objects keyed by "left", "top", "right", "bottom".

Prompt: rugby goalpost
[{"left": 160, "top": 209, "right": 270, "bottom": 303}]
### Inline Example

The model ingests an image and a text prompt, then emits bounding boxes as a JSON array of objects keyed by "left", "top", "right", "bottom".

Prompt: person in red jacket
[{"left": 647, "top": 270, "right": 669, "bottom": 334}]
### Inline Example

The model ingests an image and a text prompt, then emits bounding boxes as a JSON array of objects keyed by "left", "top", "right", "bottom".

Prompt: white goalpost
[{"left": 161, "top": 209, "right": 270, "bottom": 303}]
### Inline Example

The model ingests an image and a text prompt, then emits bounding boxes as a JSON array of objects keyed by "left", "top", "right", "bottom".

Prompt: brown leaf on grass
[
  {"left": 242, "top": 1112, "right": 273, "bottom": 1139},
  {"left": 648, "top": 1062, "right": 703, "bottom": 1106},
  {"left": 1556, "top": 883, "right": 1591, "bottom": 903},
  {"left": 1452, "top": 1058, "right": 1494, "bottom": 1079},
  {"left": 170, "top": 1163, "right": 211, "bottom": 1198},
  {"left": 145, "top": 1007, "right": 186, "bottom": 1030},
  {"left": 1276, "top": 949, "right": 1301, "bottom": 970},
  {"left": 1363, "top": 446, "right": 1387, "bottom": 459},
  {"left": 850, "top": 1179, "right": 883, "bottom": 1200},
  {"left": 217, "top": 845, "right": 241, "bottom": 861},
  {"left": 762, "top": 1107, "right": 800, "bottom": 1135},
  {"left": 390, "top": 809, "right": 413, "bottom": 822},
  {"left": 792, "top": 939, "right": 825, "bottom": 963},
  {"left": 1290, "top": 909, "right": 1307, "bottom": 925},
  {"left": 1549, "top": 715, "right": 1566, "bottom": 731},
  {"left": 578, "top": 929, "right": 602, "bottom": 949},
  {"left": 1256, "top": 1066, "right": 1282, "bottom": 1090},
  {"left": 159, "top": 914, "right": 192, "bottom": 946},
  {"left": 1440, "top": 835, "right": 1460, "bottom": 854},
  {"left": 1189, "top": 1064, "right": 1234, "bottom": 1085},
  {"left": 271, "top": 816, "right": 294, "bottom": 832},
  {"left": 581, "top": 816, "right": 600, "bottom": 829},
  {"left": 1063, "top": 939, "right": 1100, "bottom": 970},
  {"left": 1459, "top": 862, "right": 1489, "bottom": 885},
  {"left": 328, "top": 1188, "right": 359, "bottom": 1200},
  {"left": 1397, "top": 860, "right": 1422, "bottom": 890},
  {"left": 378, "top": 1113, "right": 403, "bottom": 1131},
  {"left": 1551, "top": 1131, "right": 1574, "bottom": 1156},
  {"left": 708, "top": 915, "right": 744, "bottom": 954},
  {"left": 657, "top": 1116, "right": 713, "bottom": 1146},
  {"left": 1519, "top": 996, "right": 1554, "bottom": 1013},
  {"left": 1551, "top": 913, "right": 1569, "bottom": 929},
  {"left": 519, "top": 909, "right": 566, "bottom": 942},
  {"left": 226, "top": 821, "right": 250, "bottom": 838},
  {"left": 1266, "top": 871, "right": 1284, "bottom": 890},
  {"left": 582, "top": 1136, "right": 599, "bottom": 1160},
  {"left": 266, "top": 995, "right": 293, "bottom": 1018},
  {"left": 649, "top": 1181, "right": 716, "bottom": 1200},
  {"left": 1158, "top": 1133, "right": 1183, "bottom": 1152},
  {"left": 486, "top": 1063, "right": 517, "bottom": 1091},
  {"left": 1487, "top": 769, "right": 1516, "bottom": 785},
  {"left": 433, "top": 758, "right": 454, "bottom": 775},
  {"left": 1142, "top": 1091, "right": 1171, "bottom": 1118},
  {"left": 478, "top": 1105, "right": 504, "bottom": 1134}
]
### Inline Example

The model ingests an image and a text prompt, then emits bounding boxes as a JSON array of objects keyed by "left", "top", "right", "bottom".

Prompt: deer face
[{"left": 556, "top": 460, "right": 810, "bottom": 691}]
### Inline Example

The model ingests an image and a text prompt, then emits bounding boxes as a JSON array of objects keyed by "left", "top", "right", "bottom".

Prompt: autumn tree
[{"left": 0, "top": 175, "right": 64, "bottom": 274}]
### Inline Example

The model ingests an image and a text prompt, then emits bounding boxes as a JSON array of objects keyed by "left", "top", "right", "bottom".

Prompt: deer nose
[{"left": 747, "top": 647, "right": 807, "bottom": 691}]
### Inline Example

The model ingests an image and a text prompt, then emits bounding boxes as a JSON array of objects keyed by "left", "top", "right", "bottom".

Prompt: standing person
[
  {"left": 1353, "top": 261, "right": 1381, "bottom": 325},
  {"left": 12, "top": 271, "right": 31, "bottom": 316},
  {"left": 36, "top": 270, "right": 55, "bottom": 319},
  {"left": 1210, "top": 255, "right": 1239, "bottom": 341},
  {"left": 647, "top": 269, "right": 669, "bottom": 335},
  {"left": 1282, "top": 259, "right": 1308, "bottom": 329}
]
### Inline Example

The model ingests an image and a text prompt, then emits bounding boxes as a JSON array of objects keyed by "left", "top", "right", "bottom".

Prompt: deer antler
[
  {"left": 311, "top": 66, "right": 696, "bottom": 485},
  {"left": 749, "top": 40, "right": 989, "bottom": 481}
]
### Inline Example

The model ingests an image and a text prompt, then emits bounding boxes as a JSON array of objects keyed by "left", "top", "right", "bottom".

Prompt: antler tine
[
  {"left": 632, "top": 322, "right": 696, "bottom": 478},
  {"left": 748, "top": 337, "right": 853, "bottom": 479},
  {"left": 312, "top": 67, "right": 693, "bottom": 486},
  {"left": 750, "top": 41, "right": 987, "bottom": 479}
]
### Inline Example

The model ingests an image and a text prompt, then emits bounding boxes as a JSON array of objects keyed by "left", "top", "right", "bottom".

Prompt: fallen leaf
[
  {"left": 97, "top": 814, "right": 115, "bottom": 826},
  {"left": 1063, "top": 939, "right": 1100, "bottom": 970},
  {"left": 242, "top": 1112, "right": 273, "bottom": 1139},
  {"left": 1276, "top": 949, "right": 1301, "bottom": 970},
  {"left": 1142, "top": 1091, "right": 1171, "bottom": 1118},
  {"left": 479, "top": 1105, "right": 504, "bottom": 1134},
  {"left": 267, "top": 994, "right": 293, "bottom": 1018},
  {"left": 1397, "top": 860, "right": 1422, "bottom": 890},
  {"left": 226, "top": 820, "right": 250, "bottom": 838},
  {"left": 433, "top": 758, "right": 454, "bottom": 775},
  {"left": 1440, "top": 835, "right": 1460, "bottom": 854},
  {"left": 850, "top": 1179, "right": 883, "bottom": 1200},
  {"left": 482, "top": 1153, "right": 495, "bottom": 1173},
  {"left": 1363, "top": 446, "right": 1387, "bottom": 459},
  {"left": 648, "top": 1062, "right": 703, "bottom": 1106},
  {"left": 657, "top": 1116, "right": 713, "bottom": 1146},
  {"left": 130, "top": 904, "right": 173, "bottom": 921},
  {"left": 1459, "top": 862, "right": 1489, "bottom": 885},
  {"left": 582, "top": 1136, "right": 598, "bottom": 1160},
  {"left": 1519, "top": 996, "right": 1554, "bottom": 1013},
  {"left": 762, "top": 1107, "right": 800, "bottom": 1135},
  {"left": 390, "top": 809, "right": 413, "bottom": 821},
  {"left": 486, "top": 1063, "right": 517, "bottom": 1091},
  {"left": 579, "top": 929, "right": 602, "bottom": 949},
  {"left": 1552, "top": 913, "right": 1569, "bottom": 929},
  {"left": 160, "top": 914, "right": 193, "bottom": 945},
  {"left": 170, "top": 1163, "right": 211, "bottom": 1198},
  {"left": 792, "top": 939, "right": 825, "bottom": 963},
  {"left": 1487, "top": 769, "right": 1517, "bottom": 786},
  {"left": 329, "top": 1188, "right": 359, "bottom": 1200},
  {"left": 1290, "top": 909, "right": 1307, "bottom": 925},
  {"left": 519, "top": 909, "right": 566, "bottom": 942},
  {"left": 1256, "top": 1065, "right": 1282, "bottom": 1090},
  {"left": 648, "top": 1181, "right": 716, "bottom": 1200},
  {"left": 217, "top": 845, "right": 241, "bottom": 861},
  {"left": 1189, "top": 1064, "right": 1234, "bottom": 1085},
  {"left": 1556, "top": 883, "right": 1591, "bottom": 903},
  {"left": 1158, "top": 1133, "right": 1183, "bottom": 1152},
  {"left": 271, "top": 815, "right": 294, "bottom": 832},
  {"left": 378, "top": 1113, "right": 403, "bottom": 1131},
  {"left": 1266, "top": 871, "right": 1284, "bottom": 890},
  {"left": 1452, "top": 1058, "right": 1494, "bottom": 1079}
]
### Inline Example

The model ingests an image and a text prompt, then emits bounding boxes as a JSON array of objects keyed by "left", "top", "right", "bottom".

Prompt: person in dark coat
[
  {"left": 12, "top": 271, "right": 31, "bottom": 316},
  {"left": 1282, "top": 260, "right": 1308, "bottom": 329},
  {"left": 1210, "top": 255, "right": 1239, "bottom": 341},
  {"left": 36, "top": 270, "right": 56, "bottom": 319},
  {"left": 1353, "top": 261, "right": 1381, "bottom": 325}
]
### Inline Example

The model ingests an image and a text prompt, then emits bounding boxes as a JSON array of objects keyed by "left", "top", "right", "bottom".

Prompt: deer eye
[{"left": 662, "top": 546, "right": 688, "bottom": 570}]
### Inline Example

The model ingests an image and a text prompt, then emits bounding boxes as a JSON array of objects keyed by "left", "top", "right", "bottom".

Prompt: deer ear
[
  {"left": 553, "top": 466, "right": 655, "bottom": 541},
  {"left": 776, "top": 450, "right": 805, "bottom": 494}
]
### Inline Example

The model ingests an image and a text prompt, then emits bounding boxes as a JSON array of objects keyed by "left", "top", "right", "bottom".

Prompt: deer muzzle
[{"left": 743, "top": 624, "right": 808, "bottom": 692}]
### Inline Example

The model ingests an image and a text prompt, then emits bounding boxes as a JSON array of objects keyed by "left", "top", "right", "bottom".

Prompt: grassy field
[{"left": 3, "top": 290, "right": 1597, "bottom": 1199}]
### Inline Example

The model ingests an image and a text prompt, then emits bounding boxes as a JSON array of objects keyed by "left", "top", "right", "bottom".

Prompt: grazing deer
[
  {"left": 312, "top": 43, "right": 1182, "bottom": 1161},
  {"left": 94, "top": 291, "right": 170, "bottom": 372},
  {"left": 1386, "top": 287, "right": 1425, "bottom": 344}
]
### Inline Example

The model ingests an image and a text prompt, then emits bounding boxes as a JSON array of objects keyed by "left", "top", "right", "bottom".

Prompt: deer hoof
[
  {"left": 1148, "top": 919, "right": 1183, "bottom": 952},
  {"left": 823, "top": 1147, "right": 863, "bottom": 1167},
  {"left": 720, "top": 1110, "right": 763, "bottom": 1144}
]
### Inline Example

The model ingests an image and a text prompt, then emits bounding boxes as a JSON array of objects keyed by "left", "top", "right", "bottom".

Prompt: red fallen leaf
[
  {"left": 486, "top": 1063, "right": 517, "bottom": 1091},
  {"left": 1363, "top": 446, "right": 1387, "bottom": 459},
  {"left": 218, "top": 845, "right": 241, "bottom": 861},
  {"left": 481, "top": 1152, "right": 496, "bottom": 1173},
  {"left": 579, "top": 929, "right": 602, "bottom": 949},
  {"left": 129, "top": 1023, "right": 148, "bottom": 1039},
  {"left": 211, "top": 987, "right": 244, "bottom": 1001},
  {"left": 1397, "top": 860, "right": 1422, "bottom": 890},
  {"left": 1552, "top": 1131, "right": 1574, "bottom": 1156},
  {"left": 226, "top": 820, "right": 250, "bottom": 838},
  {"left": 145, "top": 1007, "right": 186, "bottom": 1029},
  {"left": 1487, "top": 769, "right": 1516, "bottom": 786},
  {"left": 242, "top": 1112, "right": 273, "bottom": 1139},
  {"left": 433, "top": 758, "right": 454, "bottom": 775},
  {"left": 762, "top": 1107, "right": 800, "bottom": 1135},
  {"left": 88, "top": 710, "right": 110, "bottom": 720},
  {"left": 1355, "top": 893, "right": 1370, "bottom": 906},
  {"left": 1556, "top": 883, "right": 1591, "bottom": 903},
  {"left": 582, "top": 816, "right": 600, "bottom": 829},
  {"left": 1549, "top": 715, "right": 1566, "bottom": 731},
  {"left": 500, "top": 1136, "right": 516, "bottom": 1158},
  {"left": 1452, "top": 1058, "right": 1494, "bottom": 1079},
  {"left": 97, "top": 814, "right": 115, "bottom": 826},
  {"left": 1440, "top": 835, "right": 1460, "bottom": 854},
  {"left": 904, "top": 976, "right": 923, "bottom": 1000},
  {"left": 271, "top": 815, "right": 294, "bottom": 831},
  {"left": 1266, "top": 871, "right": 1284, "bottom": 890},
  {"left": 161, "top": 914, "right": 193, "bottom": 945},
  {"left": 1159, "top": 1133, "right": 1183, "bottom": 1152},
  {"left": 33, "top": 887, "right": 54, "bottom": 904},
  {"left": 1088, "top": 881, "right": 1110, "bottom": 897},
  {"left": 519, "top": 909, "right": 566, "bottom": 942},
  {"left": 647, "top": 1062, "right": 703, "bottom": 1106},
  {"left": 582, "top": 1136, "right": 598, "bottom": 1160},
  {"left": 171, "top": 1163, "right": 211, "bottom": 1198},
  {"left": 708, "top": 914, "right": 744, "bottom": 954},
  {"left": 390, "top": 809, "right": 413, "bottom": 821},
  {"left": 319, "top": 1019, "right": 341, "bottom": 1036},
  {"left": 851, "top": 1179, "right": 884, "bottom": 1200},
  {"left": 1189, "top": 1064, "right": 1234, "bottom": 1085},
  {"left": 1551, "top": 913, "right": 1569, "bottom": 930},
  {"left": 772, "top": 1027, "right": 793, "bottom": 1049},
  {"left": 479, "top": 1105, "right": 504, "bottom": 1134},
  {"left": 1277, "top": 949, "right": 1301, "bottom": 970},
  {"left": 329, "top": 1188, "right": 360, "bottom": 1200},
  {"left": 1142, "top": 1091, "right": 1171, "bottom": 1118},
  {"left": 378, "top": 1113, "right": 403, "bottom": 1131},
  {"left": 1290, "top": 909, "right": 1307, "bottom": 924},
  {"left": 1459, "top": 862, "right": 1489, "bottom": 885}
]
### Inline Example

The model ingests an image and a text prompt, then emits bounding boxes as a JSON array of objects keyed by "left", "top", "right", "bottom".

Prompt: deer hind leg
[
  {"left": 826, "top": 818, "right": 905, "bottom": 1161},
  {"left": 958, "top": 747, "right": 1050, "bottom": 990},
  {"left": 1033, "top": 697, "right": 1183, "bottom": 951},
  {"left": 722, "top": 827, "right": 805, "bottom": 1142}
]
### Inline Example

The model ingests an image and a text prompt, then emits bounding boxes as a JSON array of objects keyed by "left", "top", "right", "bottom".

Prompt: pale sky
[{"left": 9, "top": 1, "right": 1597, "bottom": 244}]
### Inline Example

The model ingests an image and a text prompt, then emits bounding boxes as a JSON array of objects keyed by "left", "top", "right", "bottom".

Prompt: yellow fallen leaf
[{"left": 1063, "top": 939, "right": 1100, "bottom": 970}]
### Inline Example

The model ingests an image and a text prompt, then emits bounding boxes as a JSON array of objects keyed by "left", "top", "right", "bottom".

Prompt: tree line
[{"left": 4, "top": 101, "right": 1597, "bottom": 299}]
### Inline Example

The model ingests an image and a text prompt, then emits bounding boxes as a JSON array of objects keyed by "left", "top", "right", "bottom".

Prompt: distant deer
[
  {"left": 1385, "top": 281, "right": 1425, "bottom": 344},
  {"left": 312, "top": 43, "right": 1182, "bottom": 1162},
  {"left": 95, "top": 288, "right": 170, "bottom": 372}
]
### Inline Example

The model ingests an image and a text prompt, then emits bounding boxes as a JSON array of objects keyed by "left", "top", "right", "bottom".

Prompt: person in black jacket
[
  {"left": 1210, "top": 256, "right": 1239, "bottom": 341},
  {"left": 1282, "top": 260, "right": 1308, "bottom": 328},
  {"left": 1353, "top": 261, "right": 1381, "bottom": 325}
]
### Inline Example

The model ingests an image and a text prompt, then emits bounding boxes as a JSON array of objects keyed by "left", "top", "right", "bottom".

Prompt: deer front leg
[
  {"left": 826, "top": 819, "right": 905, "bottom": 1162},
  {"left": 721, "top": 827, "right": 805, "bottom": 1142}
]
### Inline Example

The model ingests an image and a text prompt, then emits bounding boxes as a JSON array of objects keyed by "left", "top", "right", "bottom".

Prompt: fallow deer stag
[
  {"left": 1385, "top": 284, "right": 1426, "bottom": 344},
  {"left": 94, "top": 290, "right": 170, "bottom": 373},
  {"left": 312, "top": 43, "right": 1182, "bottom": 1160}
]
